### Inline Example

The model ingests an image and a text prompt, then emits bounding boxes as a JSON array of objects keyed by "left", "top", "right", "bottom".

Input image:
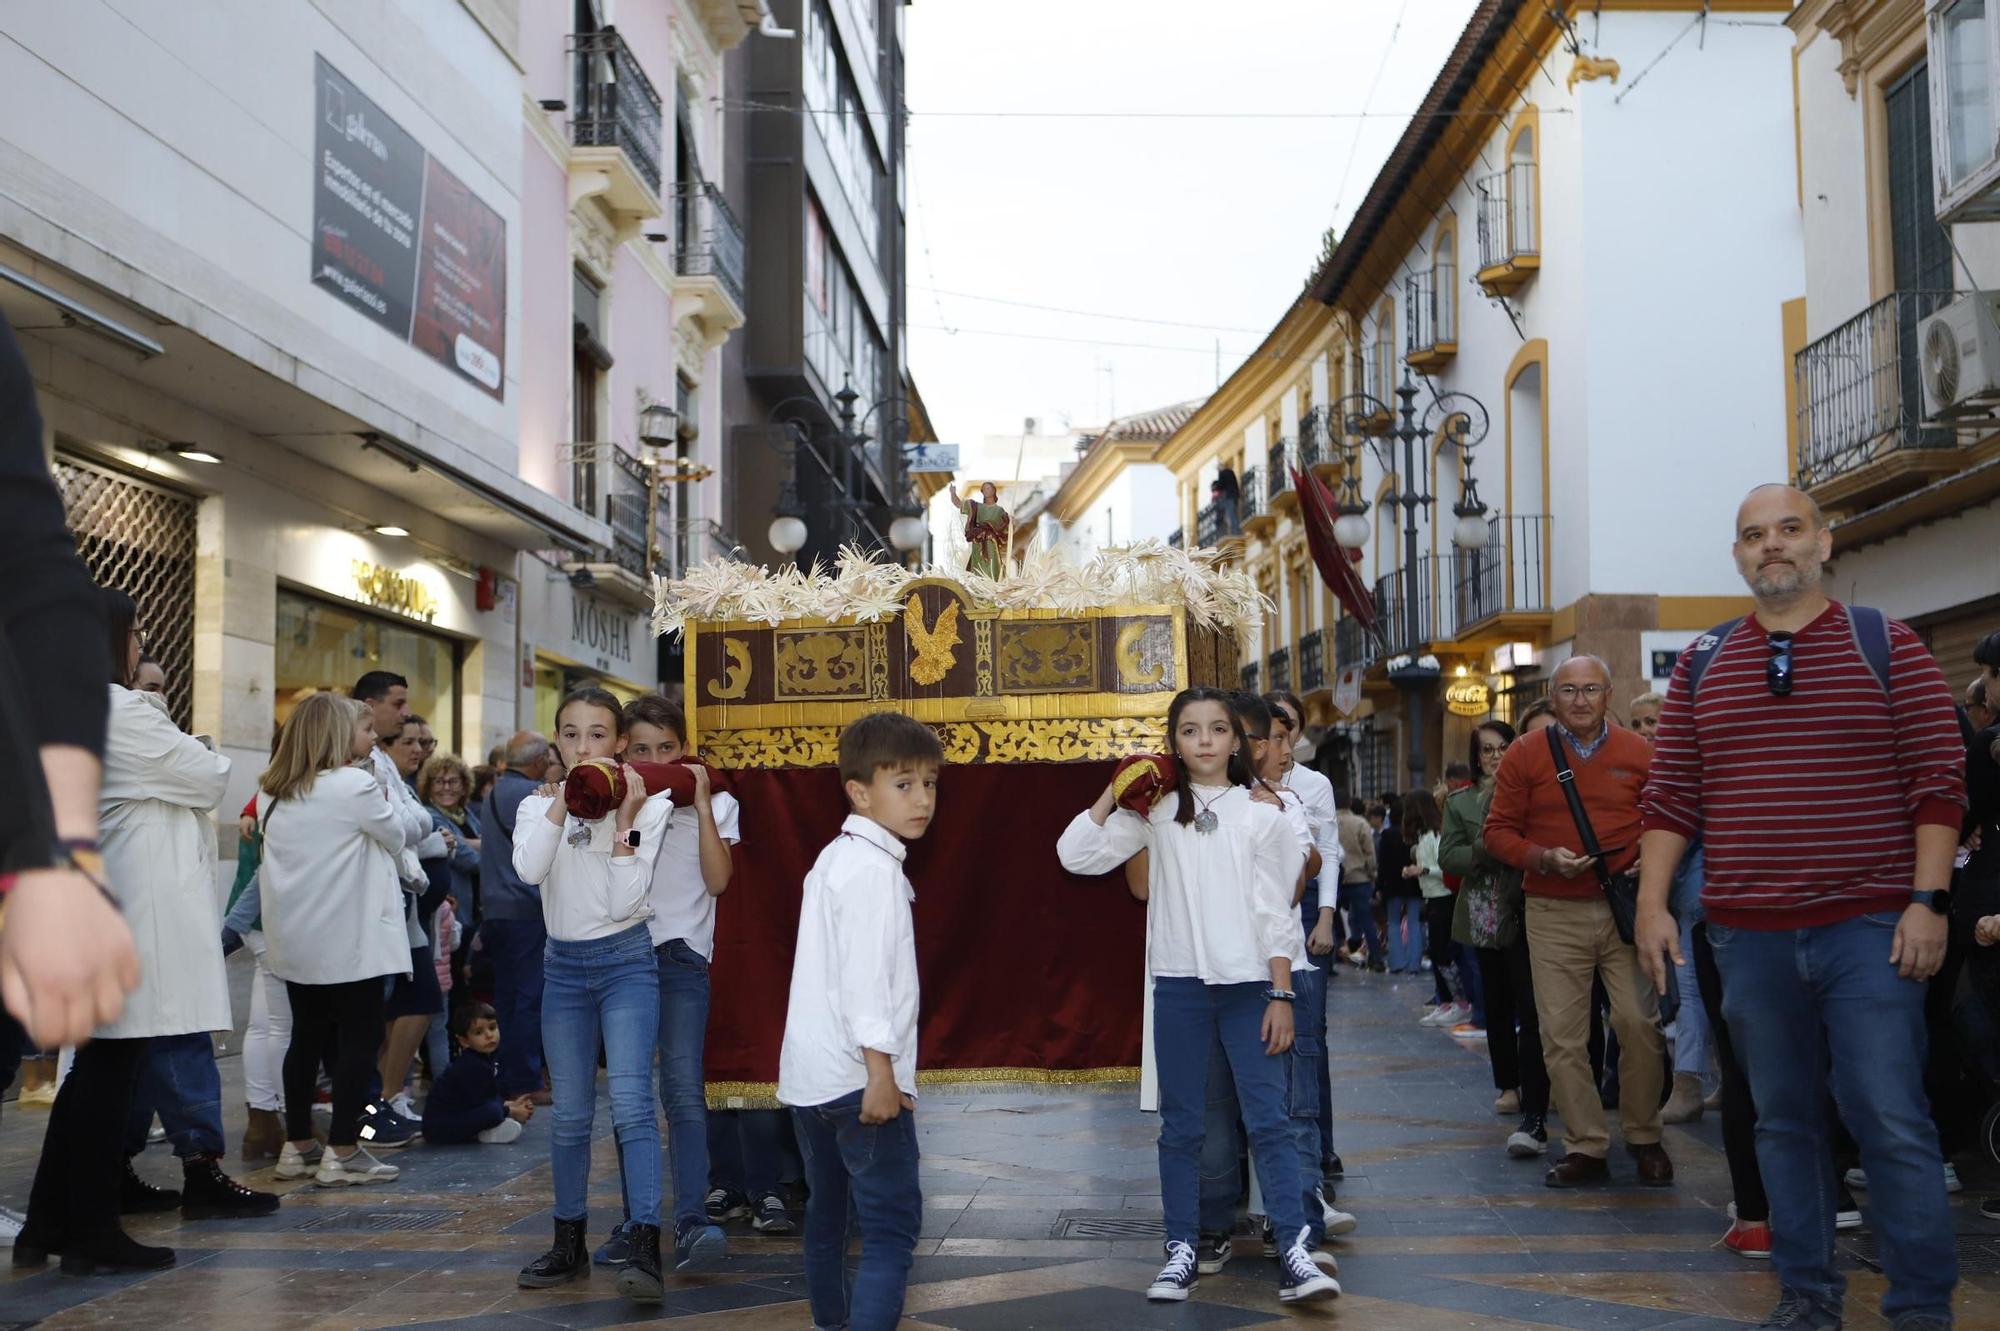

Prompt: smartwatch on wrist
[
  {"left": 614, "top": 827, "right": 641, "bottom": 850},
  {"left": 1264, "top": 988, "right": 1296, "bottom": 1004},
  {"left": 1913, "top": 889, "right": 1951, "bottom": 915}
]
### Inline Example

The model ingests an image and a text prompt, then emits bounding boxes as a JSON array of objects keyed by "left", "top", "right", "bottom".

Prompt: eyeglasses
[
  {"left": 1552, "top": 684, "right": 1607, "bottom": 700},
  {"left": 418, "top": 738, "right": 437, "bottom": 750},
  {"left": 1478, "top": 742, "right": 1509, "bottom": 756},
  {"left": 1767, "top": 632, "right": 1794, "bottom": 697}
]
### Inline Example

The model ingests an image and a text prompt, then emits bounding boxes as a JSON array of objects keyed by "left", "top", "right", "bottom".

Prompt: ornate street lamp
[{"left": 765, "top": 379, "right": 924, "bottom": 564}]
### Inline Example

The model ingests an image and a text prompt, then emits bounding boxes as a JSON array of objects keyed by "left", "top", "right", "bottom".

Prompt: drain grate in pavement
[
  {"left": 1839, "top": 1232, "right": 2000, "bottom": 1276},
  {"left": 1051, "top": 1214, "right": 1166, "bottom": 1240},
  {"left": 294, "top": 1207, "right": 461, "bottom": 1233}
]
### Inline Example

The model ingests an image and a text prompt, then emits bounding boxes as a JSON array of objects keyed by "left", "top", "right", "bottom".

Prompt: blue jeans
[
  {"left": 1711, "top": 912, "right": 1957, "bottom": 1323},
  {"left": 656, "top": 938, "right": 712, "bottom": 1230},
  {"left": 542, "top": 924, "right": 661, "bottom": 1228},
  {"left": 711, "top": 1108, "right": 790, "bottom": 1198},
  {"left": 1303, "top": 890, "right": 1338, "bottom": 1165},
  {"left": 792, "top": 1090, "right": 922, "bottom": 1331},
  {"left": 1154, "top": 977, "right": 1307, "bottom": 1249},
  {"left": 123, "top": 1033, "right": 224, "bottom": 1159},
  {"left": 1669, "top": 912, "right": 1709, "bottom": 1079},
  {"left": 1197, "top": 1033, "right": 1240, "bottom": 1234},
  {"left": 1339, "top": 882, "right": 1381, "bottom": 966},
  {"left": 484, "top": 915, "right": 547, "bottom": 1097},
  {"left": 1286, "top": 962, "right": 1327, "bottom": 1243},
  {"left": 1384, "top": 896, "right": 1423, "bottom": 973}
]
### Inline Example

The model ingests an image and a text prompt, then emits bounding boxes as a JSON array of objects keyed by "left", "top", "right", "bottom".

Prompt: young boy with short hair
[
  {"left": 778, "top": 712, "right": 942, "bottom": 1331},
  {"left": 422, "top": 1003, "right": 534, "bottom": 1145}
]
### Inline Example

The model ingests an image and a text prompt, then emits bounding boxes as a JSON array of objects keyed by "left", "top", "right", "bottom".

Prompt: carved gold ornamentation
[
  {"left": 774, "top": 629, "right": 868, "bottom": 699},
  {"left": 706, "top": 636, "right": 752, "bottom": 700},
  {"left": 868, "top": 622, "right": 890, "bottom": 699},
  {"left": 701, "top": 717, "right": 1166, "bottom": 770},
  {"left": 997, "top": 620, "right": 1095, "bottom": 693},
  {"left": 1566, "top": 53, "right": 1620, "bottom": 91},
  {"left": 1114, "top": 619, "right": 1172, "bottom": 691},
  {"left": 903, "top": 594, "right": 962, "bottom": 685},
  {"left": 973, "top": 618, "right": 995, "bottom": 695}
]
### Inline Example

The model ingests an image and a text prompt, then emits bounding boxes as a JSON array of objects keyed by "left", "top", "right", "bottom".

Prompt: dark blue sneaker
[
  {"left": 750, "top": 1193, "right": 794, "bottom": 1235},
  {"left": 357, "top": 1103, "right": 418, "bottom": 1150},
  {"left": 593, "top": 1219, "right": 635, "bottom": 1267},
  {"left": 672, "top": 1219, "right": 726, "bottom": 1270}
]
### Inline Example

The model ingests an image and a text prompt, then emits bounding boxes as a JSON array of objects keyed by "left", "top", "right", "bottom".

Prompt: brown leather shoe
[
  {"left": 1544, "top": 1152, "right": 1610, "bottom": 1188},
  {"left": 1629, "top": 1142, "right": 1674, "bottom": 1186}
]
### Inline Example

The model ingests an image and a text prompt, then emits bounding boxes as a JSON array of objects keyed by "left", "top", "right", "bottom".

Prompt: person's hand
[
  {"left": 1890, "top": 903, "right": 1948, "bottom": 980},
  {"left": 1250, "top": 784, "right": 1281, "bottom": 808},
  {"left": 440, "top": 827, "right": 458, "bottom": 853},
  {"left": 1308, "top": 917, "right": 1336, "bottom": 956},
  {"left": 534, "top": 781, "right": 562, "bottom": 800},
  {"left": 238, "top": 813, "right": 256, "bottom": 840},
  {"left": 1975, "top": 913, "right": 2000, "bottom": 947},
  {"left": 690, "top": 763, "right": 711, "bottom": 812},
  {"left": 1261, "top": 999, "right": 1295, "bottom": 1055},
  {"left": 859, "top": 1073, "right": 903, "bottom": 1125},
  {"left": 1635, "top": 904, "right": 1682, "bottom": 995},
  {"left": 0, "top": 869, "right": 140, "bottom": 1046},
  {"left": 616, "top": 765, "right": 649, "bottom": 827},
  {"left": 507, "top": 1096, "right": 534, "bottom": 1123},
  {"left": 1401, "top": 864, "right": 1420, "bottom": 878},
  {"left": 1542, "top": 847, "right": 1598, "bottom": 880}
]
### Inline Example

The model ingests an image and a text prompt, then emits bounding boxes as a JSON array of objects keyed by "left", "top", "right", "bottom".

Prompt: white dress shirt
[
  {"left": 512, "top": 792, "right": 672, "bottom": 942},
  {"left": 645, "top": 790, "right": 741, "bottom": 958},
  {"left": 258, "top": 767, "right": 410, "bottom": 985},
  {"left": 778, "top": 815, "right": 920, "bottom": 1107},
  {"left": 1058, "top": 782, "right": 1305, "bottom": 985},
  {"left": 1282, "top": 763, "right": 1344, "bottom": 880}
]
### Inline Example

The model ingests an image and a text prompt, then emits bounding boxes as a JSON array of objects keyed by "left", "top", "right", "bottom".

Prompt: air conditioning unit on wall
[
  {"left": 1917, "top": 293, "right": 2000, "bottom": 418},
  {"left": 1930, "top": 0, "right": 2000, "bottom": 222}
]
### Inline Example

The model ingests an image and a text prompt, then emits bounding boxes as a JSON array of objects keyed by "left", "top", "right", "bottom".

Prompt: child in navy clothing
[{"left": 423, "top": 1004, "right": 535, "bottom": 1145}]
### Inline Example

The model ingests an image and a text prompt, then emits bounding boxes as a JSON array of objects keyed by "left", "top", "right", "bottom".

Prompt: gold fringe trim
[{"left": 704, "top": 1065, "right": 1142, "bottom": 1111}]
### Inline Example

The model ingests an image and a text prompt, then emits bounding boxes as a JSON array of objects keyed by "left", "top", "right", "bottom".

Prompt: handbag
[{"left": 1545, "top": 727, "right": 1640, "bottom": 945}]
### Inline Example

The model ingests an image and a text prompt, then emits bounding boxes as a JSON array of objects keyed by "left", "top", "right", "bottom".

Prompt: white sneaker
[
  {"left": 1419, "top": 1005, "right": 1455, "bottom": 1027},
  {"left": 274, "top": 1140, "right": 324, "bottom": 1179},
  {"left": 1320, "top": 1197, "right": 1359, "bottom": 1236},
  {"left": 389, "top": 1092, "right": 423, "bottom": 1124},
  {"left": 476, "top": 1118, "right": 524, "bottom": 1144},
  {"left": 316, "top": 1146, "right": 399, "bottom": 1186},
  {"left": 0, "top": 1205, "right": 24, "bottom": 1248},
  {"left": 1945, "top": 1162, "right": 1963, "bottom": 1193}
]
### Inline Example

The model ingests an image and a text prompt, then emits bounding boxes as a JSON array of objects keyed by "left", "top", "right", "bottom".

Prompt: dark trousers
[
  {"left": 1692, "top": 922, "right": 1767, "bottom": 1222},
  {"left": 24, "top": 1035, "right": 145, "bottom": 1245},
  {"left": 284, "top": 977, "right": 387, "bottom": 1147},
  {"left": 1477, "top": 934, "right": 1549, "bottom": 1118},
  {"left": 483, "top": 915, "right": 547, "bottom": 1096}
]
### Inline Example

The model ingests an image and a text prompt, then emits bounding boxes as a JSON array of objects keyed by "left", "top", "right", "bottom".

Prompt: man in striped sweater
[{"left": 1636, "top": 484, "right": 1963, "bottom": 1331}]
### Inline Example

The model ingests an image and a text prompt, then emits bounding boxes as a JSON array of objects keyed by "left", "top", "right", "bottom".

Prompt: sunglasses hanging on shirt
[{"left": 1766, "top": 631, "right": 1795, "bottom": 697}]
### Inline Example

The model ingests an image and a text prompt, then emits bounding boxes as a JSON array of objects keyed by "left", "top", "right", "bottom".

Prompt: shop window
[{"left": 275, "top": 590, "right": 460, "bottom": 755}]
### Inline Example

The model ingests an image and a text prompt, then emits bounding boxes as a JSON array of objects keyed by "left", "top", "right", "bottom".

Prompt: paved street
[{"left": 4, "top": 967, "right": 1998, "bottom": 1330}]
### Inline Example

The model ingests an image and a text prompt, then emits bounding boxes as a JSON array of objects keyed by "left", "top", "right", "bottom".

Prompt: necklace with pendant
[{"left": 1192, "top": 786, "right": 1229, "bottom": 835}]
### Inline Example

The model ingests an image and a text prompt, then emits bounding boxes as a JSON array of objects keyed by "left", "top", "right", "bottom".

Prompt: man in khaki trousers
[{"left": 1481, "top": 657, "right": 1670, "bottom": 1188}]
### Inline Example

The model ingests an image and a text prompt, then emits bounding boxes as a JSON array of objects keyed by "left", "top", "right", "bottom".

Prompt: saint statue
[{"left": 949, "top": 481, "right": 1012, "bottom": 579}]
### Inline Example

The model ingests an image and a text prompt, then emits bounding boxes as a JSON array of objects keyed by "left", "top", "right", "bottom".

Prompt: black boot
[
  {"left": 59, "top": 1226, "right": 175, "bottom": 1276},
  {"left": 119, "top": 1159, "right": 182, "bottom": 1215},
  {"left": 180, "top": 1154, "right": 281, "bottom": 1219},
  {"left": 518, "top": 1215, "right": 590, "bottom": 1289},
  {"left": 615, "top": 1222, "right": 663, "bottom": 1303}
]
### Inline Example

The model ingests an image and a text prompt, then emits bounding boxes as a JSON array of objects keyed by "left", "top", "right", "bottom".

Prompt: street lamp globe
[
  {"left": 768, "top": 514, "right": 808, "bottom": 555},
  {"left": 1333, "top": 512, "right": 1371, "bottom": 549},
  {"left": 1450, "top": 510, "right": 1490, "bottom": 552},
  {"left": 888, "top": 514, "right": 929, "bottom": 553}
]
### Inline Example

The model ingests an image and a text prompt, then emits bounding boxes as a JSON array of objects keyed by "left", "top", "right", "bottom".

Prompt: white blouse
[
  {"left": 1058, "top": 782, "right": 1306, "bottom": 985},
  {"left": 512, "top": 792, "right": 673, "bottom": 942}
]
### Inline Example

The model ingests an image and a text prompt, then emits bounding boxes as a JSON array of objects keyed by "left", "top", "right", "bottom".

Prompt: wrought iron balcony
[
  {"left": 1374, "top": 564, "right": 1442, "bottom": 657},
  {"left": 1239, "top": 466, "right": 1268, "bottom": 533},
  {"left": 566, "top": 444, "right": 658, "bottom": 595},
  {"left": 1168, "top": 526, "right": 1184, "bottom": 549},
  {"left": 1448, "top": 514, "right": 1550, "bottom": 636},
  {"left": 1241, "top": 661, "right": 1260, "bottom": 693},
  {"left": 1196, "top": 500, "right": 1222, "bottom": 548},
  {"left": 674, "top": 180, "right": 746, "bottom": 314},
  {"left": 1404, "top": 269, "right": 1455, "bottom": 367},
  {"left": 571, "top": 29, "right": 664, "bottom": 204},
  {"left": 1268, "top": 645, "right": 1292, "bottom": 692},
  {"left": 1335, "top": 614, "right": 1375, "bottom": 673},
  {"left": 1299, "top": 628, "right": 1327, "bottom": 692},
  {"left": 1475, "top": 161, "right": 1538, "bottom": 294},
  {"left": 1267, "top": 439, "right": 1297, "bottom": 504},
  {"left": 1794, "top": 290, "right": 1965, "bottom": 505},
  {"left": 1298, "top": 407, "right": 1331, "bottom": 469}
]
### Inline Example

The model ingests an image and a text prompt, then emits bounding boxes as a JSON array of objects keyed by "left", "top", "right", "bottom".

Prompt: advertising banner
[{"left": 311, "top": 56, "right": 506, "bottom": 399}]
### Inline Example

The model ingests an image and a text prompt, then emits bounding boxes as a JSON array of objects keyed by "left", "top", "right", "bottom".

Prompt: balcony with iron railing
[
  {"left": 1267, "top": 438, "right": 1299, "bottom": 512},
  {"left": 1240, "top": 465, "right": 1272, "bottom": 537},
  {"left": 1474, "top": 161, "right": 1538, "bottom": 295},
  {"left": 1298, "top": 406, "right": 1335, "bottom": 473},
  {"left": 1335, "top": 614, "right": 1376, "bottom": 674},
  {"left": 1404, "top": 268, "right": 1455, "bottom": 370},
  {"left": 673, "top": 179, "right": 746, "bottom": 326},
  {"left": 1196, "top": 500, "right": 1222, "bottom": 548},
  {"left": 1370, "top": 514, "right": 1549, "bottom": 655},
  {"left": 570, "top": 28, "right": 664, "bottom": 219},
  {"left": 1267, "top": 645, "right": 1292, "bottom": 693},
  {"left": 1794, "top": 290, "right": 1971, "bottom": 509},
  {"left": 1298, "top": 628, "right": 1326, "bottom": 693},
  {"left": 1168, "top": 526, "right": 1184, "bottom": 550},
  {"left": 566, "top": 444, "right": 659, "bottom": 605}
]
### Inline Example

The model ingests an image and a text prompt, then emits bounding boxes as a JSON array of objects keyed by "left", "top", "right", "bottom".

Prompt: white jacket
[
  {"left": 367, "top": 743, "right": 441, "bottom": 946},
  {"left": 97, "top": 686, "right": 233, "bottom": 1039},
  {"left": 257, "top": 765, "right": 412, "bottom": 985}
]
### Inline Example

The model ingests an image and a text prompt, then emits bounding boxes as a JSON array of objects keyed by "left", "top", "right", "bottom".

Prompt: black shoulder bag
[{"left": 1545, "top": 726, "right": 1640, "bottom": 945}]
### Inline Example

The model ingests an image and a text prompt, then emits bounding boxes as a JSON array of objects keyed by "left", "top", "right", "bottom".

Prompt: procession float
[{"left": 647, "top": 540, "right": 1268, "bottom": 1107}]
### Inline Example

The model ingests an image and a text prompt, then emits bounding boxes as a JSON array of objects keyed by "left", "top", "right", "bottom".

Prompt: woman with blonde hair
[{"left": 257, "top": 691, "right": 409, "bottom": 1186}]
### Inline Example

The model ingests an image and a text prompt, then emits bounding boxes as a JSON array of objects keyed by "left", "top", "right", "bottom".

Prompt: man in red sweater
[
  {"left": 1484, "top": 655, "right": 1667, "bottom": 1189},
  {"left": 1636, "top": 484, "right": 1961, "bottom": 1331}
]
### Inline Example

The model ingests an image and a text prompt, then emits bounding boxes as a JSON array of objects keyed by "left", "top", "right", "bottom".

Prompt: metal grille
[
  {"left": 294, "top": 1207, "right": 461, "bottom": 1233},
  {"left": 1052, "top": 1214, "right": 1166, "bottom": 1240},
  {"left": 53, "top": 456, "right": 197, "bottom": 729}
]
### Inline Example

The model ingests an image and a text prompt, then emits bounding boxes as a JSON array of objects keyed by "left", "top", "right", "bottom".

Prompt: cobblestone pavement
[{"left": 4, "top": 965, "right": 1998, "bottom": 1329}]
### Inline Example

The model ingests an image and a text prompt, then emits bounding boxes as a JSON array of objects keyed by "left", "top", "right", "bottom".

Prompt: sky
[{"left": 902, "top": 0, "right": 1483, "bottom": 446}]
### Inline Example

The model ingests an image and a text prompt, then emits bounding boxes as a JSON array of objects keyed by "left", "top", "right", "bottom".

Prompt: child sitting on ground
[
  {"left": 422, "top": 1002, "right": 534, "bottom": 1145},
  {"left": 778, "top": 712, "right": 942, "bottom": 1331}
]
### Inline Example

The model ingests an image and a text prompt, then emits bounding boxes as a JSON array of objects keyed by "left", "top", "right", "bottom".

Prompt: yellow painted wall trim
[
  {"left": 1781, "top": 297, "right": 1808, "bottom": 484},
  {"left": 1502, "top": 336, "right": 1551, "bottom": 518},
  {"left": 1657, "top": 595, "right": 1758, "bottom": 631}
]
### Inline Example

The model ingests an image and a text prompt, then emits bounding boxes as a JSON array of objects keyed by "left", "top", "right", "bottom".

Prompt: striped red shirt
[{"left": 1639, "top": 601, "right": 1966, "bottom": 930}]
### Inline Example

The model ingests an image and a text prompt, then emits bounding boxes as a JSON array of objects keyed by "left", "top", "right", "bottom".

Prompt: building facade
[
  {"left": 1044, "top": 401, "right": 1205, "bottom": 564},
  {"left": 1788, "top": 0, "right": 2000, "bottom": 684}
]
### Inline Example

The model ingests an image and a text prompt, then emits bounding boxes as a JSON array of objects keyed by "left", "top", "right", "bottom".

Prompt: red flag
[{"left": 1293, "top": 466, "right": 1378, "bottom": 630}]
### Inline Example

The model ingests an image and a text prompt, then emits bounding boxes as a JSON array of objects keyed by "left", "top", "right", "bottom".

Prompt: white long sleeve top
[
  {"left": 778, "top": 815, "right": 920, "bottom": 1107},
  {"left": 1282, "top": 763, "right": 1344, "bottom": 880},
  {"left": 646, "top": 791, "right": 741, "bottom": 958},
  {"left": 511, "top": 792, "right": 673, "bottom": 941},
  {"left": 257, "top": 767, "right": 410, "bottom": 985},
  {"left": 1057, "top": 782, "right": 1306, "bottom": 985}
]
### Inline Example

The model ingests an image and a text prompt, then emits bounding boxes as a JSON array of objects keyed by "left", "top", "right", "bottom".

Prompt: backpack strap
[
  {"left": 1846, "top": 604, "right": 1892, "bottom": 696},
  {"left": 1684, "top": 618, "right": 1745, "bottom": 701}
]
